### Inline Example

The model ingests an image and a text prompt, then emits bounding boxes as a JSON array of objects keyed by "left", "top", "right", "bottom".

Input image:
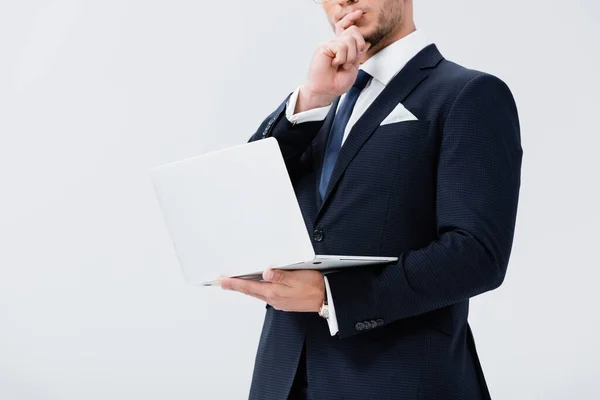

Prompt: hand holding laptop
[
  {"left": 150, "top": 138, "right": 397, "bottom": 287},
  {"left": 218, "top": 269, "right": 326, "bottom": 313}
]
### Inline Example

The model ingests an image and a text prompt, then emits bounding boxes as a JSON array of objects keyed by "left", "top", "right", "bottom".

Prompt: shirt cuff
[
  {"left": 323, "top": 275, "right": 339, "bottom": 336},
  {"left": 286, "top": 86, "right": 332, "bottom": 124}
]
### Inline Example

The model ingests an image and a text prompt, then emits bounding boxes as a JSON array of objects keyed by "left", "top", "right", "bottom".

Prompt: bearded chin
[
  {"left": 365, "top": 23, "right": 394, "bottom": 48},
  {"left": 365, "top": 3, "right": 403, "bottom": 49},
  {"left": 363, "top": 29, "right": 386, "bottom": 50}
]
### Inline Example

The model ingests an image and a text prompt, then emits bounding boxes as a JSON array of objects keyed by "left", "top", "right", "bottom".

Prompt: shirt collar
[{"left": 360, "top": 29, "right": 433, "bottom": 86}]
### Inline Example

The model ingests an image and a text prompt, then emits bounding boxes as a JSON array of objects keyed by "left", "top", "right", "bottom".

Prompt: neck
[{"left": 361, "top": 21, "right": 417, "bottom": 63}]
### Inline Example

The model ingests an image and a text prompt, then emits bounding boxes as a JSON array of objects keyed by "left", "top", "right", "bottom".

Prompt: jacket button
[
  {"left": 355, "top": 322, "right": 365, "bottom": 331},
  {"left": 376, "top": 319, "right": 384, "bottom": 327},
  {"left": 313, "top": 229, "right": 324, "bottom": 242},
  {"left": 364, "top": 321, "right": 372, "bottom": 329}
]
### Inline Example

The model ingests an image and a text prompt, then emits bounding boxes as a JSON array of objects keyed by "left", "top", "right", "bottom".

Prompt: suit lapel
[{"left": 315, "top": 44, "right": 444, "bottom": 219}]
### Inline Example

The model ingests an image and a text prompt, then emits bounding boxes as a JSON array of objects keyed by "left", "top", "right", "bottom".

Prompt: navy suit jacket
[{"left": 246, "top": 44, "right": 522, "bottom": 400}]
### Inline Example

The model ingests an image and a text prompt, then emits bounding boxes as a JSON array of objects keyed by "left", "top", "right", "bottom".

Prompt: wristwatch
[{"left": 318, "top": 289, "right": 329, "bottom": 320}]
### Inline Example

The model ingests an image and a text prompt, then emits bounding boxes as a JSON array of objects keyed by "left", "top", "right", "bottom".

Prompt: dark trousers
[{"left": 288, "top": 342, "right": 309, "bottom": 400}]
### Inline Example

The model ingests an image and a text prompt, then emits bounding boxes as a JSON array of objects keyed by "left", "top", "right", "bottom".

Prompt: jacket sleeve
[
  {"left": 248, "top": 94, "right": 328, "bottom": 183},
  {"left": 325, "top": 73, "right": 524, "bottom": 339}
]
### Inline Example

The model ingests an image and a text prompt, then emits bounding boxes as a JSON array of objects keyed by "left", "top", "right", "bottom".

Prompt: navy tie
[{"left": 319, "top": 69, "right": 372, "bottom": 200}]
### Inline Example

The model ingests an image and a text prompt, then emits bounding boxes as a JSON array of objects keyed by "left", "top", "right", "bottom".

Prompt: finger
[
  {"left": 263, "top": 269, "right": 293, "bottom": 286},
  {"left": 220, "top": 277, "right": 270, "bottom": 298},
  {"left": 335, "top": 10, "right": 363, "bottom": 36},
  {"left": 318, "top": 41, "right": 336, "bottom": 59},
  {"left": 335, "top": 10, "right": 364, "bottom": 36},
  {"left": 333, "top": 42, "right": 348, "bottom": 67},
  {"left": 337, "top": 35, "right": 357, "bottom": 69},
  {"left": 343, "top": 25, "right": 367, "bottom": 54}
]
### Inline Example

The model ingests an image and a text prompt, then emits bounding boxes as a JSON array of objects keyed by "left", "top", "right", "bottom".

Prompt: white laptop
[{"left": 150, "top": 137, "right": 397, "bottom": 286}]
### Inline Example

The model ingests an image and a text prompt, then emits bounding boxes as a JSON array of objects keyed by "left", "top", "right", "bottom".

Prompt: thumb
[
  {"left": 355, "top": 42, "right": 371, "bottom": 65},
  {"left": 263, "top": 269, "right": 288, "bottom": 284}
]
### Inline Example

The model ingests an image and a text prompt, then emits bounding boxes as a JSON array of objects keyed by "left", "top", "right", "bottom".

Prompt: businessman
[{"left": 219, "top": 0, "right": 522, "bottom": 398}]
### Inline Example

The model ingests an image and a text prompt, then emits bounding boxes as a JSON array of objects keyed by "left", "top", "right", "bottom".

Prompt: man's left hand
[{"left": 218, "top": 269, "right": 325, "bottom": 313}]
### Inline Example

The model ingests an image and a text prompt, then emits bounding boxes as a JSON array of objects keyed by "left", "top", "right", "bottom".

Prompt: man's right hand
[{"left": 295, "top": 10, "right": 371, "bottom": 114}]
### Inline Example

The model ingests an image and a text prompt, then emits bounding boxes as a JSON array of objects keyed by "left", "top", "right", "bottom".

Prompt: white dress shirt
[{"left": 285, "top": 29, "right": 433, "bottom": 336}]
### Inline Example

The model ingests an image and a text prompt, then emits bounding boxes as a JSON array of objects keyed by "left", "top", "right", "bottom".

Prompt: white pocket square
[{"left": 380, "top": 103, "right": 418, "bottom": 125}]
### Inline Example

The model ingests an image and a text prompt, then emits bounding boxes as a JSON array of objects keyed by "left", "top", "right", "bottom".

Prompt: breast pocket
[
  {"left": 374, "top": 120, "right": 431, "bottom": 139},
  {"left": 343, "top": 120, "right": 433, "bottom": 197},
  {"left": 362, "top": 120, "right": 432, "bottom": 163}
]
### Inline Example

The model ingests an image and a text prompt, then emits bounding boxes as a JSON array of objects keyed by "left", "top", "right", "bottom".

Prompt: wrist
[
  {"left": 296, "top": 85, "right": 334, "bottom": 113},
  {"left": 317, "top": 276, "right": 329, "bottom": 318}
]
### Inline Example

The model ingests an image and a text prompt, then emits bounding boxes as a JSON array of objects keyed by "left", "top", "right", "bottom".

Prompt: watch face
[{"left": 319, "top": 304, "right": 329, "bottom": 319}]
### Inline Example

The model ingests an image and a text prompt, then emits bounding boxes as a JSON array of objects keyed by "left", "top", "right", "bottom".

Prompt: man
[{"left": 219, "top": 0, "right": 522, "bottom": 398}]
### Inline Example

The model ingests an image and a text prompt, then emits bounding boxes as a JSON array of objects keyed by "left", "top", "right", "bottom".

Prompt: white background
[{"left": 1, "top": 0, "right": 599, "bottom": 399}]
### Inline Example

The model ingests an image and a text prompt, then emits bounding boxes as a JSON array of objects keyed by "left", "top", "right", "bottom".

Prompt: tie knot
[{"left": 353, "top": 70, "right": 371, "bottom": 91}]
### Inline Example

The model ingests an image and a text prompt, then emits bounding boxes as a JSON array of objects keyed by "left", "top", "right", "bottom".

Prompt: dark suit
[{"left": 246, "top": 44, "right": 522, "bottom": 399}]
